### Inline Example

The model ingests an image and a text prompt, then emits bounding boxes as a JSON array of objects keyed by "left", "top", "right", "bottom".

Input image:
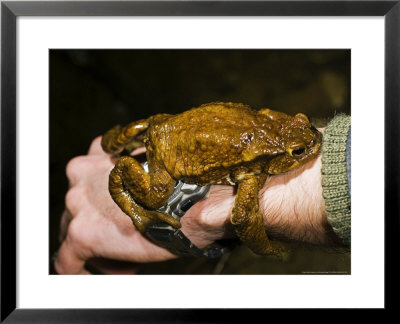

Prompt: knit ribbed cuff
[{"left": 321, "top": 114, "right": 351, "bottom": 246}]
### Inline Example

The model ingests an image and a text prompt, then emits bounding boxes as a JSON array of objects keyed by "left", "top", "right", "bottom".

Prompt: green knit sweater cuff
[{"left": 321, "top": 114, "right": 351, "bottom": 246}]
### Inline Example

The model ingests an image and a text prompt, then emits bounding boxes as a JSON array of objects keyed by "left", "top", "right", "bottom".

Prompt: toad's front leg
[
  {"left": 231, "top": 174, "right": 287, "bottom": 258},
  {"left": 109, "top": 156, "right": 180, "bottom": 232}
]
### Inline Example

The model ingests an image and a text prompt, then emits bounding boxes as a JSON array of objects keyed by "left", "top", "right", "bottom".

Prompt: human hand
[{"left": 54, "top": 137, "right": 236, "bottom": 274}]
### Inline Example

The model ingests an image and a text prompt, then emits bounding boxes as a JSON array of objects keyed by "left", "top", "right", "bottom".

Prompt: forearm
[{"left": 181, "top": 155, "right": 340, "bottom": 249}]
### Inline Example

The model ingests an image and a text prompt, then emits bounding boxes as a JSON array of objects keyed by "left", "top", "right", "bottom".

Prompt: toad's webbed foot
[
  {"left": 109, "top": 155, "right": 179, "bottom": 232},
  {"left": 231, "top": 174, "right": 288, "bottom": 258}
]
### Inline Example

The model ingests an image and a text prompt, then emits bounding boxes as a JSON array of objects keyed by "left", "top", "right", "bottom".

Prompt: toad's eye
[
  {"left": 288, "top": 146, "right": 306, "bottom": 157},
  {"left": 292, "top": 147, "right": 305, "bottom": 156}
]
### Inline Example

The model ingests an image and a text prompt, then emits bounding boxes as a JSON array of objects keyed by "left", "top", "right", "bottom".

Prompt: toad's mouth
[
  {"left": 289, "top": 130, "right": 322, "bottom": 167},
  {"left": 287, "top": 139, "right": 321, "bottom": 171},
  {"left": 305, "top": 125, "right": 322, "bottom": 156},
  {"left": 309, "top": 138, "right": 322, "bottom": 157}
]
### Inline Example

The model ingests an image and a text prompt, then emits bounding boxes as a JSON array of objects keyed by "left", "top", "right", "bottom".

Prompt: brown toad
[{"left": 101, "top": 102, "right": 322, "bottom": 257}]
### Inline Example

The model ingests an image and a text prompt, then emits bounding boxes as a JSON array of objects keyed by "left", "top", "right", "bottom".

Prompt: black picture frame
[{"left": 1, "top": 0, "right": 398, "bottom": 321}]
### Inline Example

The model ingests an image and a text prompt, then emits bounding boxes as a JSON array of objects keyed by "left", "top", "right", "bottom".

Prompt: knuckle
[
  {"left": 65, "top": 186, "right": 86, "bottom": 214},
  {"left": 193, "top": 203, "right": 211, "bottom": 226},
  {"left": 88, "top": 136, "right": 103, "bottom": 155},
  {"left": 67, "top": 219, "right": 90, "bottom": 251},
  {"left": 197, "top": 213, "right": 211, "bottom": 228},
  {"left": 195, "top": 206, "right": 220, "bottom": 230},
  {"left": 65, "top": 156, "right": 86, "bottom": 183}
]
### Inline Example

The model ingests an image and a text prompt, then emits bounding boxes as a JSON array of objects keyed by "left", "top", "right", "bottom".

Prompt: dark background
[{"left": 50, "top": 49, "right": 351, "bottom": 274}]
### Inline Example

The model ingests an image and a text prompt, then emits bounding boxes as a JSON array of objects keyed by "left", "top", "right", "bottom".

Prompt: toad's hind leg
[
  {"left": 109, "top": 156, "right": 180, "bottom": 231},
  {"left": 231, "top": 175, "right": 287, "bottom": 258},
  {"left": 102, "top": 119, "right": 151, "bottom": 155},
  {"left": 101, "top": 114, "right": 172, "bottom": 155}
]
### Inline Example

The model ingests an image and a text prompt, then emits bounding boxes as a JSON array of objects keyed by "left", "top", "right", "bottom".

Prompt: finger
[
  {"left": 59, "top": 209, "right": 73, "bottom": 243},
  {"left": 54, "top": 241, "right": 90, "bottom": 275},
  {"left": 88, "top": 136, "right": 107, "bottom": 156}
]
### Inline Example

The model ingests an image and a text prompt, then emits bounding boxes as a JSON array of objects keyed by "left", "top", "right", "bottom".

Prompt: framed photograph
[{"left": 1, "top": 0, "right": 398, "bottom": 321}]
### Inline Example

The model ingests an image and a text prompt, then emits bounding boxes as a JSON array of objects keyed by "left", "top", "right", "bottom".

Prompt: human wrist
[{"left": 259, "top": 155, "right": 338, "bottom": 244}]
